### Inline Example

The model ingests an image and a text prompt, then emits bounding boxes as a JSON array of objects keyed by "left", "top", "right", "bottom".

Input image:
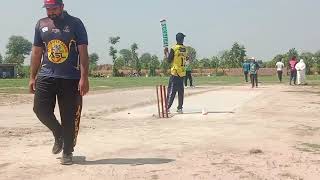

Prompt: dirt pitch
[{"left": 1, "top": 84, "right": 320, "bottom": 180}]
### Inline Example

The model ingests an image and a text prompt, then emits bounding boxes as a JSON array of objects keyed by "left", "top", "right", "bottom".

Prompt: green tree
[
  {"left": 191, "top": 59, "right": 199, "bottom": 69},
  {"left": 139, "top": 53, "right": 152, "bottom": 69},
  {"left": 109, "top": 46, "right": 117, "bottom": 61},
  {"left": 210, "top": 56, "right": 220, "bottom": 68},
  {"left": 149, "top": 55, "right": 160, "bottom": 76},
  {"left": 211, "top": 56, "right": 221, "bottom": 74},
  {"left": 119, "top": 49, "right": 132, "bottom": 66},
  {"left": 186, "top": 46, "right": 199, "bottom": 68},
  {"left": 274, "top": 54, "right": 285, "bottom": 63},
  {"left": 266, "top": 54, "right": 285, "bottom": 68},
  {"left": 314, "top": 50, "right": 320, "bottom": 73},
  {"left": 220, "top": 50, "right": 231, "bottom": 73},
  {"left": 220, "top": 50, "right": 231, "bottom": 68},
  {"left": 21, "top": 65, "right": 30, "bottom": 78},
  {"left": 89, "top": 53, "right": 99, "bottom": 75},
  {"left": 150, "top": 55, "right": 160, "bottom": 69},
  {"left": 0, "top": 53, "right": 3, "bottom": 64},
  {"left": 160, "top": 58, "right": 170, "bottom": 75},
  {"left": 282, "top": 48, "right": 297, "bottom": 66},
  {"left": 287, "top": 48, "right": 299, "bottom": 60},
  {"left": 218, "top": 43, "right": 246, "bottom": 68},
  {"left": 256, "top": 60, "right": 264, "bottom": 68},
  {"left": 5, "top": 35, "right": 32, "bottom": 58},
  {"left": 114, "top": 56, "right": 125, "bottom": 69},
  {"left": 300, "top": 52, "right": 314, "bottom": 75},
  {"left": 198, "top": 58, "right": 211, "bottom": 68},
  {"left": 229, "top": 42, "right": 246, "bottom": 68},
  {"left": 280, "top": 48, "right": 299, "bottom": 70},
  {"left": 109, "top": 36, "right": 120, "bottom": 45},
  {"left": 89, "top": 53, "right": 99, "bottom": 66},
  {"left": 186, "top": 46, "right": 197, "bottom": 62},
  {"left": 108, "top": 36, "right": 120, "bottom": 76},
  {"left": 131, "top": 43, "right": 141, "bottom": 74},
  {"left": 4, "top": 35, "right": 32, "bottom": 74}
]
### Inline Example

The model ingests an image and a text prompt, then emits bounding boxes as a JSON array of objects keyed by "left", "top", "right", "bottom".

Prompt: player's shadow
[
  {"left": 282, "top": 90, "right": 320, "bottom": 95},
  {"left": 179, "top": 111, "right": 234, "bottom": 115},
  {"left": 72, "top": 156, "right": 175, "bottom": 166},
  {"left": 310, "top": 102, "right": 320, "bottom": 105}
]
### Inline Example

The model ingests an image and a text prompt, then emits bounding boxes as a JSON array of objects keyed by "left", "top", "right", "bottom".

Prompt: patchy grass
[{"left": 0, "top": 75, "right": 319, "bottom": 94}]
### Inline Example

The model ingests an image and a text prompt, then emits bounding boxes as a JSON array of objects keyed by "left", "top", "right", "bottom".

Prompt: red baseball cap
[{"left": 43, "top": 0, "right": 63, "bottom": 8}]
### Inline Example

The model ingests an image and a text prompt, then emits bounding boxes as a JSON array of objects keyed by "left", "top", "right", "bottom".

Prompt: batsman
[{"left": 164, "top": 32, "right": 187, "bottom": 114}]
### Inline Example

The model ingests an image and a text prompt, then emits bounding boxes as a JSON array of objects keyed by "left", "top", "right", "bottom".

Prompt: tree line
[
  {"left": 265, "top": 48, "right": 320, "bottom": 74},
  {"left": 1, "top": 35, "right": 319, "bottom": 77},
  {"left": 106, "top": 37, "right": 319, "bottom": 76}
]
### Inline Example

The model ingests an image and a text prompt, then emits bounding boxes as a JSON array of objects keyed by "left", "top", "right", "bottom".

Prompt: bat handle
[{"left": 164, "top": 47, "right": 169, "bottom": 58}]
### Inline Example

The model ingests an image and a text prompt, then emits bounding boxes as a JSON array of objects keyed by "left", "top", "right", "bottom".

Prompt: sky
[{"left": 0, "top": 0, "right": 320, "bottom": 64}]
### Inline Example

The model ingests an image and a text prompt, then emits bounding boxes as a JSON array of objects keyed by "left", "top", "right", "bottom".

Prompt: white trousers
[{"left": 297, "top": 70, "right": 306, "bottom": 85}]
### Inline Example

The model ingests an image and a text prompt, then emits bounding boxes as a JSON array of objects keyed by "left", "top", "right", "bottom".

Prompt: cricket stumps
[{"left": 156, "top": 85, "right": 169, "bottom": 118}]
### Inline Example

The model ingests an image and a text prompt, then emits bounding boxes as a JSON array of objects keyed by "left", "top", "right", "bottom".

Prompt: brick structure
[
  {"left": 93, "top": 65, "right": 289, "bottom": 77},
  {"left": 225, "top": 68, "right": 288, "bottom": 76}
]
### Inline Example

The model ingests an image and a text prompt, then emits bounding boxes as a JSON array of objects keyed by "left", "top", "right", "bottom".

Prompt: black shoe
[
  {"left": 176, "top": 109, "right": 183, "bottom": 114},
  {"left": 52, "top": 136, "right": 63, "bottom": 154},
  {"left": 61, "top": 153, "right": 73, "bottom": 165}
]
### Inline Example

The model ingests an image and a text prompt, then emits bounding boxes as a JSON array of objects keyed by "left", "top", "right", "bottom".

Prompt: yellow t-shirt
[{"left": 171, "top": 44, "right": 187, "bottom": 77}]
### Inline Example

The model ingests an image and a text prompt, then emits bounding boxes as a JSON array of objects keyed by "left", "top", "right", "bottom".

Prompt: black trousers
[
  {"left": 184, "top": 71, "right": 193, "bottom": 86},
  {"left": 33, "top": 76, "right": 82, "bottom": 154},
  {"left": 290, "top": 70, "right": 297, "bottom": 85},
  {"left": 167, "top": 75, "right": 184, "bottom": 110},
  {"left": 277, "top": 71, "right": 283, "bottom": 82},
  {"left": 244, "top": 71, "right": 249, "bottom": 82},
  {"left": 250, "top": 74, "right": 258, "bottom": 88}
]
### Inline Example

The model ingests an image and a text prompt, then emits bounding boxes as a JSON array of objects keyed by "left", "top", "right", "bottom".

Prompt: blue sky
[{"left": 0, "top": 0, "right": 319, "bottom": 64}]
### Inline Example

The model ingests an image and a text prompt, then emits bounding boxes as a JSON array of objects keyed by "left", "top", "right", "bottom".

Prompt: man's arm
[
  {"left": 78, "top": 45, "right": 89, "bottom": 96},
  {"left": 30, "top": 46, "right": 43, "bottom": 79},
  {"left": 74, "top": 18, "right": 89, "bottom": 96},
  {"left": 29, "top": 46, "right": 43, "bottom": 93},
  {"left": 29, "top": 21, "right": 44, "bottom": 93},
  {"left": 287, "top": 62, "right": 291, "bottom": 69},
  {"left": 167, "top": 48, "right": 174, "bottom": 63}
]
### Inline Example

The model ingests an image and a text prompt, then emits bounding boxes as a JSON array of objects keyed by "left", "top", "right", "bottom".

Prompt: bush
[{"left": 18, "top": 65, "right": 30, "bottom": 78}]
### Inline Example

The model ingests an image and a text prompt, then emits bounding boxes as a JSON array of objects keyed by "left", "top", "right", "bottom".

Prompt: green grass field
[{"left": 0, "top": 75, "right": 319, "bottom": 94}]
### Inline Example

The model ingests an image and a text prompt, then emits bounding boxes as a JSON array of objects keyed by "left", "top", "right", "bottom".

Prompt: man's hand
[
  {"left": 164, "top": 47, "right": 169, "bottom": 58},
  {"left": 29, "top": 46, "right": 43, "bottom": 94},
  {"left": 29, "top": 78, "right": 36, "bottom": 94},
  {"left": 78, "top": 77, "right": 89, "bottom": 96},
  {"left": 77, "top": 44, "right": 89, "bottom": 96}
]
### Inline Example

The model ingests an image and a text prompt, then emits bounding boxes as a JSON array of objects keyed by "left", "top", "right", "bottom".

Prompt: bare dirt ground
[{"left": 1, "top": 84, "right": 320, "bottom": 180}]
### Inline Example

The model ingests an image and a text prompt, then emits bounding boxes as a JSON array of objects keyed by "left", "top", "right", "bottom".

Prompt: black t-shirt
[{"left": 33, "top": 11, "right": 88, "bottom": 79}]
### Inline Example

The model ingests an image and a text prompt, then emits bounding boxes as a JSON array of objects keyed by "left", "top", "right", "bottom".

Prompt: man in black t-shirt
[{"left": 29, "top": 0, "right": 89, "bottom": 165}]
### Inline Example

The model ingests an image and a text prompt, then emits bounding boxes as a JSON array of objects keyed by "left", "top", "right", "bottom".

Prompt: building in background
[{"left": 0, "top": 64, "right": 17, "bottom": 78}]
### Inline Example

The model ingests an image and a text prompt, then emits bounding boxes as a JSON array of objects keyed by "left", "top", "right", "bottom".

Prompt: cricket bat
[{"left": 160, "top": 19, "right": 169, "bottom": 57}]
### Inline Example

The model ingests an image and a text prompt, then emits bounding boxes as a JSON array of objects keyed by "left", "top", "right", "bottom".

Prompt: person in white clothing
[
  {"left": 275, "top": 59, "right": 285, "bottom": 82},
  {"left": 295, "top": 59, "right": 306, "bottom": 85}
]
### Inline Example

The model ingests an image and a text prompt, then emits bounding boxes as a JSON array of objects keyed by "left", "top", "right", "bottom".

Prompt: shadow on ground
[
  {"left": 72, "top": 156, "right": 175, "bottom": 166},
  {"left": 282, "top": 90, "right": 320, "bottom": 95}
]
